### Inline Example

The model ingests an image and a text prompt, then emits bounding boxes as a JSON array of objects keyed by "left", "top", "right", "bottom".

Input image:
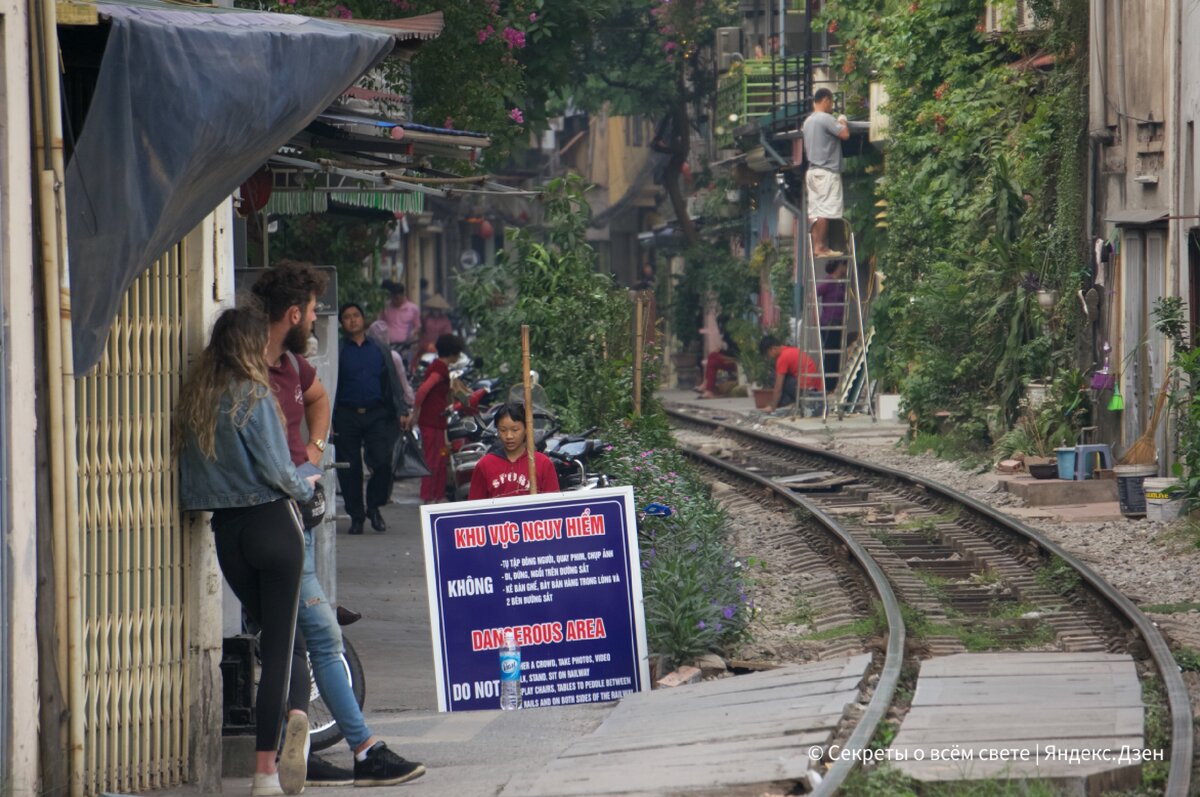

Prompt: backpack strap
[{"left": 285, "top": 351, "right": 301, "bottom": 377}]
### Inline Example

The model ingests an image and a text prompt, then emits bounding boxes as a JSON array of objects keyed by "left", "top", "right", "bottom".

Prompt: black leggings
[{"left": 212, "top": 499, "right": 308, "bottom": 752}]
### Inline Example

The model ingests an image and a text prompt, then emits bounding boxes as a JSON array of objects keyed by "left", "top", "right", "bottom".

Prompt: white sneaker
[
  {"left": 252, "top": 772, "right": 284, "bottom": 797},
  {"left": 278, "top": 713, "right": 310, "bottom": 795}
]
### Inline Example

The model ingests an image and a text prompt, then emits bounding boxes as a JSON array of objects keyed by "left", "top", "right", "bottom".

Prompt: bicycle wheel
[{"left": 307, "top": 635, "right": 367, "bottom": 751}]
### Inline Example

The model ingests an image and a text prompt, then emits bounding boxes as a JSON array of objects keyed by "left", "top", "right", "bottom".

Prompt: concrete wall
[
  {"left": 1, "top": 1, "right": 40, "bottom": 792},
  {"left": 183, "top": 201, "right": 237, "bottom": 789},
  {"left": 1175, "top": 1, "right": 1200, "bottom": 308},
  {"left": 606, "top": 116, "right": 655, "bottom": 208}
]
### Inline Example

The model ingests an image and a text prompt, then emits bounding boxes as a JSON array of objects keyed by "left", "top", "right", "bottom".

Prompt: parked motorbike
[
  {"left": 543, "top": 428, "right": 611, "bottom": 491},
  {"left": 246, "top": 605, "right": 366, "bottom": 750}
]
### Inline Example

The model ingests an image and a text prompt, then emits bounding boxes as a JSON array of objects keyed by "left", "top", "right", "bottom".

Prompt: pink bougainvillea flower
[
  {"left": 509, "top": 108, "right": 525, "bottom": 124},
  {"left": 664, "top": 40, "right": 678, "bottom": 51},
  {"left": 502, "top": 26, "right": 526, "bottom": 49},
  {"left": 477, "top": 25, "right": 495, "bottom": 43},
  {"left": 529, "top": 12, "right": 537, "bottom": 21},
  {"left": 443, "top": 117, "right": 455, "bottom": 129},
  {"left": 332, "top": 4, "right": 352, "bottom": 18}
]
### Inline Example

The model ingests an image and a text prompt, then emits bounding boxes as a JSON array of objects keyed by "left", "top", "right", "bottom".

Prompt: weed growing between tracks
[
  {"left": 1034, "top": 555, "right": 1083, "bottom": 596},
  {"left": 1139, "top": 675, "right": 1170, "bottom": 792},
  {"left": 841, "top": 767, "right": 1074, "bottom": 797},
  {"left": 1171, "top": 646, "right": 1200, "bottom": 673}
]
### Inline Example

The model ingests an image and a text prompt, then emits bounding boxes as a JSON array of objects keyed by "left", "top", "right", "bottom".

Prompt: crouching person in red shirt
[{"left": 469, "top": 402, "right": 560, "bottom": 499}]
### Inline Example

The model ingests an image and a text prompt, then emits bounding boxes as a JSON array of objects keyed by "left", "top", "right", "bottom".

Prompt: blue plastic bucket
[{"left": 1055, "top": 447, "right": 1076, "bottom": 481}]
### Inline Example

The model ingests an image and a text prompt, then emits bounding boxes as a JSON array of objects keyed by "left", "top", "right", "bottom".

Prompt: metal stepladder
[{"left": 795, "top": 218, "right": 875, "bottom": 420}]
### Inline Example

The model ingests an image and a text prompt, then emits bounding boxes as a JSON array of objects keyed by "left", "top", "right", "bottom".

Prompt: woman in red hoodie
[{"left": 468, "top": 403, "right": 560, "bottom": 499}]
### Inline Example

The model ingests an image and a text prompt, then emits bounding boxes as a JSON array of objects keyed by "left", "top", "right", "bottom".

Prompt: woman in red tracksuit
[
  {"left": 408, "top": 333, "right": 464, "bottom": 503},
  {"left": 468, "top": 402, "right": 560, "bottom": 499}
]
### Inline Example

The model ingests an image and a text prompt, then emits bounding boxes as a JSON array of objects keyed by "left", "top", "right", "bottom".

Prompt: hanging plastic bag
[{"left": 393, "top": 429, "right": 431, "bottom": 479}]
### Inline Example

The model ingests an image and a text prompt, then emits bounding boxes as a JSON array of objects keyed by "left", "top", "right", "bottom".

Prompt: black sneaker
[
  {"left": 353, "top": 742, "right": 425, "bottom": 786},
  {"left": 306, "top": 754, "right": 353, "bottom": 787}
]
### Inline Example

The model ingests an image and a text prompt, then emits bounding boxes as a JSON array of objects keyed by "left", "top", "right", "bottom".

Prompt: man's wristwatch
[{"left": 310, "top": 438, "right": 327, "bottom": 452}]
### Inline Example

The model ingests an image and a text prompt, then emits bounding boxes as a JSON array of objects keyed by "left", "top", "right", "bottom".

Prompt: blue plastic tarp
[{"left": 64, "top": 2, "right": 394, "bottom": 373}]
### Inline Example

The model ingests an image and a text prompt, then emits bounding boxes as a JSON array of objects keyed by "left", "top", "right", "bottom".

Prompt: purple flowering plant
[{"left": 599, "top": 423, "right": 753, "bottom": 667}]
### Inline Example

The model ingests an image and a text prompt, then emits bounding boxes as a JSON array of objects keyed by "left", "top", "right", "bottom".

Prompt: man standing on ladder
[{"left": 802, "top": 88, "right": 850, "bottom": 257}]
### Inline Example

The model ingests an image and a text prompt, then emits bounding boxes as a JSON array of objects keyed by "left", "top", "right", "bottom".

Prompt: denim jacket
[{"left": 179, "top": 381, "right": 314, "bottom": 512}]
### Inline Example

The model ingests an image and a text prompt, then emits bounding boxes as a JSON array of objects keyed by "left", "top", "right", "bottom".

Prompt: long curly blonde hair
[{"left": 174, "top": 305, "right": 279, "bottom": 460}]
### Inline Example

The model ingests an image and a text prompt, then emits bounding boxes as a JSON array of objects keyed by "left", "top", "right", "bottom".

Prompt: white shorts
[{"left": 806, "top": 169, "right": 843, "bottom": 221}]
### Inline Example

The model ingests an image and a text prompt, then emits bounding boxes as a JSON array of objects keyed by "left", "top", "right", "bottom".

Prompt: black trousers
[
  {"left": 212, "top": 499, "right": 308, "bottom": 752},
  {"left": 334, "top": 404, "right": 398, "bottom": 520},
  {"left": 779, "top": 374, "right": 799, "bottom": 407}
]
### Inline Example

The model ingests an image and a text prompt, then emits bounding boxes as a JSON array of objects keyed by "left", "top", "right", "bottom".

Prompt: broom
[{"left": 1118, "top": 370, "right": 1173, "bottom": 466}]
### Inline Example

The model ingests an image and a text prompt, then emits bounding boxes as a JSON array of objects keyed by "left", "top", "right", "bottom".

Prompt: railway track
[{"left": 666, "top": 406, "right": 1193, "bottom": 797}]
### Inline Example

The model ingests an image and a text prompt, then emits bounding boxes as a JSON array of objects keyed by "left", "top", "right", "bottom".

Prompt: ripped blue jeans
[{"left": 298, "top": 529, "right": 370, "bottom": 750}]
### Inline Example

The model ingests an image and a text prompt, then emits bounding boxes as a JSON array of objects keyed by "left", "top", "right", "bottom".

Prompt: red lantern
[
  {"left": 237, "top": 167, "right": 273, "bottom": 217},
  {"left": 478, "top": 219, "right": 495, "bottom": 239}
]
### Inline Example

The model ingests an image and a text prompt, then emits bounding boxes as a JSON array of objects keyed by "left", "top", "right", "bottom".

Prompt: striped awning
[{"left": 266, "top": 190, "right": 425, "bottom": 216}]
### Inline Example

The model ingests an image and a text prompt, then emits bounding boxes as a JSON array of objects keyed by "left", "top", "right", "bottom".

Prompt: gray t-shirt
[{"left": 802, "top": 111, "right": 843, "bottom": 172}]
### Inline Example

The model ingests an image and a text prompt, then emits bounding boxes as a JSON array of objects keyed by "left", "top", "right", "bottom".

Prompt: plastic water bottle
[{"left": 499, "top": 630, "right": 522, "bottom": 710}]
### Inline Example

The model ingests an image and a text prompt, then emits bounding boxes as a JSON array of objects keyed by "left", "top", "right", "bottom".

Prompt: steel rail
[
  {"left": 669, "top": 408, "right": 1193, "bottom": 797},
  {"left": 677, "top": 445, "right": 905, "bottom": 795}
]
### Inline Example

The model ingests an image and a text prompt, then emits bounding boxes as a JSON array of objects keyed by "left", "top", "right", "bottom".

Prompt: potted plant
[
  {"left": 725, "top": 317, "right": 774, "bottom": 406},
  {"left": 995, "top": 369, "right": 1090, "bottom": 475}
]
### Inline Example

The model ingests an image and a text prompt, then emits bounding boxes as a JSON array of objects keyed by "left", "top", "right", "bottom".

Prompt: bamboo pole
[
  {"left": 33, "top": 0, "right": 84, "bottom": 790},
  {"left": 521, "top": 325, "right": 537, "bottom": 495},
  {"left": 633, "top": 295, "right": 645, "bottom": 417}
]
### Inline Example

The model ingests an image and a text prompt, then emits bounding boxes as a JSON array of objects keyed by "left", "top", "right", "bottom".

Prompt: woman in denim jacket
[{"left": 177, "top": 307, "right": 318, "bottom": 796}]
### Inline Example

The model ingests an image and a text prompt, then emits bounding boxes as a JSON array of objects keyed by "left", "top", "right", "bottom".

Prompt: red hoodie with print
[{"left": 468, "top": 448, "right": 560, "bottom": 500}]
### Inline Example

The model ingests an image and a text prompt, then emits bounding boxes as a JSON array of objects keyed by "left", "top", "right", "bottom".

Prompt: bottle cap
[{"left": 504, "top": 629, "right": 516, "bottom": 644}]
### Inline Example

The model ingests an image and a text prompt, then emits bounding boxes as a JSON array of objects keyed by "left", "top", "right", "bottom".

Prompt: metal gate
[{"left": 75, "top": 245, "right": 190, "bottom": 793}]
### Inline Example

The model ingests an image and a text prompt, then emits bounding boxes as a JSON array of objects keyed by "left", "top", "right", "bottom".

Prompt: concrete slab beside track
[
  {"left": 502, "top": 655, "right": 870, "bottom": 796},
  {"left": 891, "top": 652, "right": 1144, "bottom": 790}
]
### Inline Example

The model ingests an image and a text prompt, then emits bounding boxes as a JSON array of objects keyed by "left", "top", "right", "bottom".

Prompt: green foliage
[
  {"left": 1141, "top": 600, "right": 1200, "bottom": 614},
  {"left": 840, "top": 765, "right": 919, "bottom": 797},
  {"left": 670, "top": 243, "right": 758, "bottom": 349},
  {"left": 1140, "top": 676, "right": 1170, "bottom": 790},
  {"left": 455, "top": 175, "right": 635, "bottom": 431},
  {"left": 993, "top": 369, "right": 1090, "bottom": 458},
  {"left": 1173, "top": 646, "right": 1200, "bottom": 673},
  {"left": 599, "top": 428, "right": 752, "bottom": 666},
  {"left": 571, "top": 0, "right": 735, "bottom": 117},
  {"left": 268, "top": 216, "right": 388, "bottom": 314},
  {"left": 1153, "top": 296, "right": 1200, "bottom": 510},
  {"left": 1034, "top": 555, "right": 1081, "bottom": 596},
  {"left": 825, "top": 0, "right": 1089, "bottom": 439}
]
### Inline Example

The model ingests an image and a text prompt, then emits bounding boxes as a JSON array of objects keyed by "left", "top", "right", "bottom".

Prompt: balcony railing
[{"left": 715, "top": 56, "right": 808, "bottom": 148}]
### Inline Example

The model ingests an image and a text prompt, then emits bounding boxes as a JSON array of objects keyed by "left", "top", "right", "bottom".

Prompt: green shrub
[{"left": 600, "top": 426, "right": 753, "bottom": 666}]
